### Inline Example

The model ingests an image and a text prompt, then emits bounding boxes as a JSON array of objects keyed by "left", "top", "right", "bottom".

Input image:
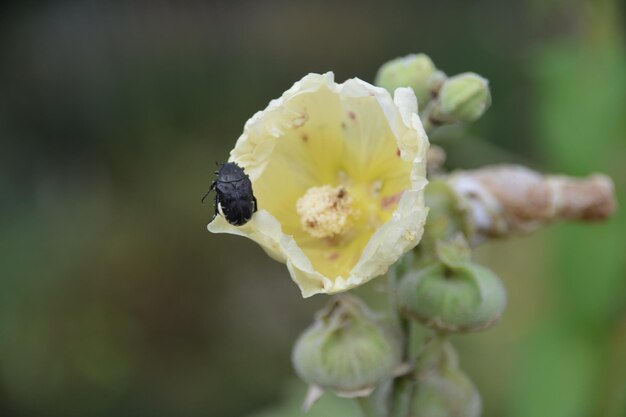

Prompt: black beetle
[{"left": 203, "top": 162, "right": 258, "bottom": 226}]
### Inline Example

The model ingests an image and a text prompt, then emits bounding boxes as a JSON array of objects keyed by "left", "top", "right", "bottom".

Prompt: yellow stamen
[{"left": 296, "top": 185, "right": 355, "bottom": 239}]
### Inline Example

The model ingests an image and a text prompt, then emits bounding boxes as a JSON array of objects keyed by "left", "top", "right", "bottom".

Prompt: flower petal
[{"left": 208, "top": 73, "right": 429, "bottom": 297}]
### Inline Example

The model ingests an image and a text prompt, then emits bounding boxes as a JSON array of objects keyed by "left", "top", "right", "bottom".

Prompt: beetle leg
[
  {"left": 211, "top": 193, "right": 219, "bottom": 221},
  {"left": 201, "top": 181, "right": 216, "bottom": 203},
  {"left": 253, "top": 196, "right": 258, "bottom": 213}
]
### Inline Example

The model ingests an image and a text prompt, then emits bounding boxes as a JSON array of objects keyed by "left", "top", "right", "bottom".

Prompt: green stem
[
  {"left": 387, "top": 257, "right": 417, "bottom": 417},
  {"left": 387, "top": 252, "right": 415, "bottom": 319},
  {"left": 390, "top": 376, "right": 415, "bottom": 417},
  {"left": 387, "top": 256, "right": 453, "bottom": 417},
  {"left": 389, "top": 313, "right": 416, "bottom": 417},
  {"left": 356, "top": 396, "right": 378, "bottom": 417},
  {"left": 414, "top": 331, "right": 448, "bottom": 374},
  {"left": 387, "top": 271, "right": 399, "bottom": 323}
]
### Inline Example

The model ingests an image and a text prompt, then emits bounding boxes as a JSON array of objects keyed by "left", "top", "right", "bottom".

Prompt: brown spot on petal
[
  {"left": 301, "top": 133, "right": 309, "bottom": 142},
  {"left": 348, "top": 111, "right": 356, "bottom": 120},
  {"left": 396, "top": 148, "right": 401, "bottom": 157},
  {"left": 328, "top": 252, "right": 340, "bottom": 261},
  {"left": 381, "top": 192, "right": 403, "bottom": 209}
]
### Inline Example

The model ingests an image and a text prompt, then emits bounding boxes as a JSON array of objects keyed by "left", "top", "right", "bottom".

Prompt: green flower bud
[
  {"left": 437, "top": 73, "right": 491, "bottom": 123},
  {"left": 417, "top": 182, "right": 474, "bottom": 265},
  {"left": 398, "top": 261, "right": 506, "bottom": 332},
  {"left": 375, "top": 54, "right": 440, "bottom": 105},
  {"left": 412, "top": 344, "right": 481, "bottom": 417},
  {"left": 424, "top": 181, "right": 471, "bottom": 240},
  {"left": 292, "top": 296, "right": 402, "bottom": 395}
]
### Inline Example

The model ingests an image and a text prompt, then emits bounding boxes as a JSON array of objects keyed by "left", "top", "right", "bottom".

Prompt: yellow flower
[{"left": 208, "top": 72, "right": 429, "bottom": 297}]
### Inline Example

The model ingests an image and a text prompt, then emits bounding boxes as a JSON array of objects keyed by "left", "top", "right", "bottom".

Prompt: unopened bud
[
  {"left": 375, "top": 54, "right": 441, "bottom": 106},
  {"left": 437, "top": 73, "right": 491, "bottom": 123},
  {"left": 292, "top": 296, "right": 402, "bottom": 396},
  {"left": 399, "top": 259, "right": 506, "bottom": 332},
  {"left": 411, "top": 343, "right": 481, "bottom": 417}
]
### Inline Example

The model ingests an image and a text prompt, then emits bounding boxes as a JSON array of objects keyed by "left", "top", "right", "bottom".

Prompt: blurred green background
[{"left": 1, "top": 1, "right": 625, "bottom": 416}]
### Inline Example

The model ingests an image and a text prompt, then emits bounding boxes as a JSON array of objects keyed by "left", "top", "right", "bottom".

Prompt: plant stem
[
  {"left": 387, "top": 267, "right": 399, "bottom": 321},
  {"left": 390, "top": 374, "right": 414, "bottom": 417},
  {"left": 387, "top": 257, "right": 418, "bottom": 417},
  {"left": 356, "top": 396, "right": 378, "bottom": 417},
  {"left": 389, "top": 316, "right": 416, "bottom": 417},
  {"left": 387, "top": 252, "right": 414, "bottom": 322}
]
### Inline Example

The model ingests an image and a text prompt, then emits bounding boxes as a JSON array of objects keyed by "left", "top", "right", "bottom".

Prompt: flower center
[{"left": 296, "top": 185, "right": 355, "bottom": 239}]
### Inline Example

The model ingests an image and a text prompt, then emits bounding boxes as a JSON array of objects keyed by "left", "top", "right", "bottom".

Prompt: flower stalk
[{"left": 387, "top": 259, "right": 416, "bottom": 417}]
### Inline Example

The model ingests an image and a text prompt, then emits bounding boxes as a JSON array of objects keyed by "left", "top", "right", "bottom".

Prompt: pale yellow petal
[{"left": 208, "top": 73, "right": 429, "bottom": 297}]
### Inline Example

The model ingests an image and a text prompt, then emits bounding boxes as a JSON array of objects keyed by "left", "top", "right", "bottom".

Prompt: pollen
[{"left": 296, "top": 185, "right": 355, "bottom": 239}]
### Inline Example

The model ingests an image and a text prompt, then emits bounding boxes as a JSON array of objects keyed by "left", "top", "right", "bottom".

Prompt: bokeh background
[{"left": 1, "top": 1, "right": 625, "bottom": 416}]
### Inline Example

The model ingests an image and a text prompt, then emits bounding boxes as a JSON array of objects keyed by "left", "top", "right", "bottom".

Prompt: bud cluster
[
  {"left": 375, "top": 54, "right": 445, "bottom": 107},
  {"left": 375, "top": 53, "right": 491, "bottom": 130},
  {"left": 283, "top": 52, "right": 617, "bottom": 417}
]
